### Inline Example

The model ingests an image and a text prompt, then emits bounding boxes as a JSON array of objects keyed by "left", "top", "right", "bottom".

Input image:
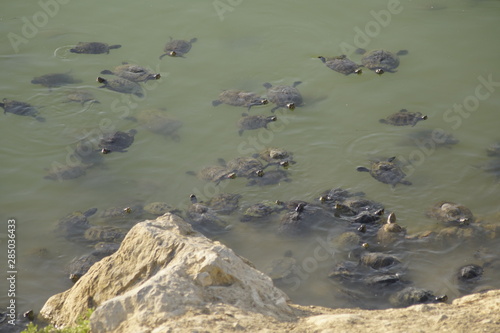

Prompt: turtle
[
  {"left": 357, "top": 49, "right": 408, "bottom": 73},
  {"left": 97, "top": 76, "right": 143, "bottom": 97},
  {"left": 486, "top": 142, "right": 500, "bottom": 157},
  {"left": 360, "top": 252, "right": 401, "bottom": 270},
  {"left": 334, "top": 232, "right": 363, "bottom": 253},
  {"left": 100, "top": 63, "right": 161, "bottom": 82},
  {"left": 0, "top": 98, "right": 45, "bottom": 122},
  {"left": 263, "top": 251, "right": 298, "bottom": 281},
  {"left": 68, "top": 246, "right": 118, "bottom": 283},
  {"left": 98, "top": 129, "right": 137, "bottom": 153},
  {"left": 318, "top": 55, "right": 362, "bottom": 75},
  {"left": 70, "top": 42, "right": 121, "bottom": 54},
  {"left": 380, "top": 109, "right": 428, "bottom": 127},
  {"left": 246, "top": 169, "right": 291, "bottom": 186},
  {"left": 457, "top": 264, "right": 483, "bottom": 283},
  {"left": 480, "top": 158, "right": 500, "bottom": 180},
  {"left": 263, "top": 81, "right": 303, "bottom": 112},
  {"left": 237, "top": 113, "right": 277, "bottom": 136},
  {"left": 405, "top": 129, "right": 459, "bottom": 148},
  {"left": 205, "top": 193, "right": 241, "bottom": 215},
  {"left": 389, "top": 287, "right": 446, "bottom": 308},
  {"left": 253, "top": 147, "right": 296, "bottom": 168},
  {"left": 277, "top": 202, "right": 335, "bottom": 237},
  {"left": 186, "top": 165, "right": 236, "bottom": 184},
  {"left": 240, "top": 200, "right": 285, "bottom": 222},
  {"left": 426, "top": 201, "right": 474, "bottom": 225},
  {"left": 159, "top": 37, "right": 197, "bottom": 59},
  {"left": 64, "top": 90, "right": 100, "bottom": 105},
  {"left": 224, "top": 156, "right": 266, "bottom": 178},
  {"left": 83, "top": 226, "right": 127, "bottom": 243},
  {"left": 129, "top": 108, "right": 182, "bottom": 141},
  {"left": 143, "top": 202, "right": 177, "bottom": 216},
  {"left": 31, "top": 73, "right": 82, "bottom": 89},
  {"left": 376, "top": 213, "right": 407, "bottom": 247},
  {"left": 71, "top": 138, "right": 104, "bottom": 166},
  {"left": 55, "top": 207, "right": 97, "bottom": 240},
  {"left": 356, "top": 156, "right": 412, "bottom": 187},
  {"left": 44, "top": 163, "right": 90, "bottom": 181},
  {"left": 186, "top": 194, "right": 230, "bottom": 234},
  {"left": 95, "top": 204, "right": 144, "bottom": 224},
  {"left": 212, "top": 89, "right": 268, "bottom": 109}
]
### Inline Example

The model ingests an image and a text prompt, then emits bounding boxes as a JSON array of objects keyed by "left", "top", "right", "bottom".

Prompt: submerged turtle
[
  {"left": 159, "top": 37, "right": 197, "bottom": 59},
  {"left": 318, "top": 55, "right": 362, "bottom": 75},
  {"left": 97, "top": 76, "right": 143, "bottom": 97},
  {"left": 263, "top": 251, "right": 298, "bottom": 281},
  {"left": 187, "top": 165, "right": 236, "bottom": 184},
  {"left": 95, "top": 204, "right": 143, "bottom": 223},
  {"left": 380, "top": 109, "right": 428, "bottom": 127},
  {"left": 186, "top": 195, "right": 230, "bottom": 234},
  {"left": 225, "top": 156, "right": 266, "bottom": 178},
  {"left": 205, "top": 193, "right": 241, "bottom": 215},
  {"left": 44, "top": 163, "right": 90, "bottom": 181},
  {"left": 254, "top": 147, "right": 295, "bottom": 168},
  {"left": 481, "top": 158, "right": 500, "bottom": 180},
  {"left": 426, "top": 201, "right": 474, "bottom": 225},
  {"left": 100, "top": 63, "right": 161, "bottom": 82},
  {"left": 70, "top": 42, "right": 121, "bottom": 54},
  {"left": 263, "top": 81, "right": 303, "bottom": 112},
  {"left": 68, "top": 246, "right": 118, "bottom": 283},
  {"left": 277, "top": 202, "right": 335, "bottom": 237},
  {"left": 246, "top": 169, "right": 291, "bottom": 186},
  {"left": 130, "top": 108, "right": 182, "bottom": 141},
  {"left": 55, "top": 207, "right": 97, "bottom": 240},
  {"left": 212, "top": 90, "right": 268, "bottom": 109},
  {"left": 405, "top": 129, "right": 459, "bottom": 148},
  {"left": 83, "top": 226, "right": 127, "bottom": 243},
  {"left": 71, "top": 138, "right": 104, "bottom": 166},
  {"left": 0, "top": 98, "right": 45, "bottom": 122},
  {"left": 356, "top": 157, "right": 412, "bottom": 187},
  {"left": 389, "top": 287, "right": 446, "bottom": 308},
  {"left": 98, "top": 129, "right": 137, "bottom": 153},
  {"left": 377, "top": 213, "right": 407, "bottom": 247},
  {"left": 357, "top": 49, "right": 408, "bottom": 73},
  {"left": 486, "top": 142, "right": 500, "bottom": 157},
  {"left": 31, "top": 73, "right": 82, "bottom": 89},
  {"left": 240, "top": 200, "right": 285, "bottom": 222},
  {"left": 143, "top": 202, "right": 177, "bottom": 216},
  {"left": 237, "top": 113, "right": 277, "bottom": 136},
  {"left": 65, "top": 90, "right": 100, "bottom": 105}
]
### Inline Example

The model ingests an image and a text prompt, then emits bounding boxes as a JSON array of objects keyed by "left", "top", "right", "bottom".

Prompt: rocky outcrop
[{"left": 40, "top": 213, "right": 500, "bottom": 333}]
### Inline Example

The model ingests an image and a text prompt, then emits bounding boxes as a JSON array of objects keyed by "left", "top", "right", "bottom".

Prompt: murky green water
[{"left": 1, "top": 0, "right": 500, "bottom": 315}]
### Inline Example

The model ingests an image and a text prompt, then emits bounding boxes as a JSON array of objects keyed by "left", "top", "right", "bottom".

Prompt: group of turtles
[{"left": 49, "top": 181, "right": 500, "bottom": 309}]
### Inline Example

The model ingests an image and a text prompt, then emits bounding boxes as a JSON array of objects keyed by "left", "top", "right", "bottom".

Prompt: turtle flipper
[
  {"left": 212, "top": 100, "right": 222, "bottom": 107},
  {"left": 399, "top": 180, "right": 412, "bottom": 186},
  {"left": 109, "top": 45, "right": 122, "bottom": 50},
  {"left": 356, "top": 166, "right": 370, "bottom": 172}
]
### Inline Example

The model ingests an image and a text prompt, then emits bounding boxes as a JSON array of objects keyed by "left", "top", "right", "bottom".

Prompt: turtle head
[
  {"left": 279, "top": 161, "right": 289, "bottom": 168},
  {"left": 268, "top": 116, "right": 277, "bottom": 122},
  {"left": 227, "top": 172, "right": 237, "bottom": 179},
  {"left": 96, "top": 77, "right": 106, "bottom": 84},
  {"left": 421, "top": 115, "right": 428, "bottom": 120},
  {"left": 387, "top": 212, "right": 396, "bottom": 224},
  {"left": 189, "top": 194, "right": 198, "bottom": 204},
  {"left": 169, "top": 51, "right": 177, "bottom": 57},
  {"left": 318, "top": 56, "right": 326, "bottom": 63},
  {"left": 354, "top": 68, "right": 363, "bottom": 75},
  {"left": 286, "top": 103, "right": 296, "bottom": 110},
  {"left": 375, "top": 69, "right": 384, "bottom": 75},
  {"left": 260, "top": 99, "right": 269, "bottom": 105},
  {"left": 101, "top": 148, "right": 111, "bottom": 154},
  {"left": 255, "top": 169, "right": 265, "bottom": 177}
]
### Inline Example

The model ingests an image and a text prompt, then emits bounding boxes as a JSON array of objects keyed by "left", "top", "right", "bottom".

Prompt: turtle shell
[
  {"left": 237, "top": 114, "right": 276, "bottom": 135},
  {"left": 356, "top": 157, "right": 412, "bottom": 187},
  {"left": 263, "top": 81, "right": 303, "bottom": 112},
  {"left": 380, "top": 109, "right": 427, "bottom": 127},
  {"left": 97, "top": 76, "right": 143, "bottom": 97},
  {"left": 212, "top": 90, "right": 268, "bottom": 109},
  {"left": 70, "top": 42, "right": 121, "bottom": 54},
  {"left": 99, "top": 129, "right": 137, "bottom": 153},
  {"left": 318, "top": 55, "right": 362, "bottom": 75},
  {"left": 31, "top": 73, "right": 82, "bottom": 88},
  {"left": 160, "top": 37, "right": 197, "bottom": 59},
  {"left": 361, "top": 49, "right": 405, "bottom": 73},
  {"left": 426, "top": 201, "right": 474, "bottom": 225},
  {"left": 100, "top": 63, "right": 160, "bottom": 82},
  {"left": 1, "top": 98, "right": 45, "bottom": 122}
]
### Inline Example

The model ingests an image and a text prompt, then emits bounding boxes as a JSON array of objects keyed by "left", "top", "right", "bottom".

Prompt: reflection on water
[{"left": 1, "top": 0, "right": 500, "bottom": 314}]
